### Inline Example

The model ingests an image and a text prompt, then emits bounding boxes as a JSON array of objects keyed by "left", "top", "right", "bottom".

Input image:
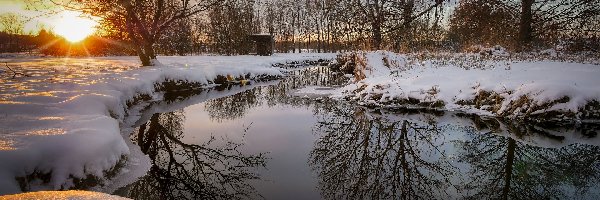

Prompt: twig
[{"left": 4, "top": 62, "right": 29, "bottom": 79}]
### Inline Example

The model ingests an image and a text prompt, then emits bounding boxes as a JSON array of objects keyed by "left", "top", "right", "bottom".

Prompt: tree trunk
[
  {"left": 519, "top": 0, "right": 534, "bottom": 51},
  {"left": 316, "top": 12, "right": 322, "bottom": 53},
  {"left": 372, "top": 20, "right": 383, "bottom": 50},
  {"left": 138, "top": 52, "right": 151, "bottom": 66},
  {"left": 400, "top": 0, "right": 415, "bottom": 52},
  {"left": 138, "top": 42, "right": 157, "bottom": 66}
]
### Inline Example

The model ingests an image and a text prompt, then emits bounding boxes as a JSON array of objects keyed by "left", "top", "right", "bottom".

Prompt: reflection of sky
[
  {"left": 158, "top": 64, "right": 600, "bottom": 199},
  {"left": 183, "top": 102, "right": 322, "bottom": 200},
  {"left": 178, "top": 97, "right": 600, "bottom": 199}
]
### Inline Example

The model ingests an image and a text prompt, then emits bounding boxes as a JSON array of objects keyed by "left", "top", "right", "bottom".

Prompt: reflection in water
[
  {"left": 308, "top": 105, "right": 600, "bottom": 199},
  {"left": 120, "top": 111, "right": 266, "bottom": 199},
  {"left": 120, "top": 66, "right": 600, "bottom": 199},
  {"left": 204, "top": 66, "right": 348, "bottom": 122},
  {"left": 456, "top": 115, "right": 600, "bottom": 200},
  {"left": 204, "top": 87, "right": 261, "bottom": 122},
  {"left": 310, "top": 106, "right": 457, "bottom": 199}
]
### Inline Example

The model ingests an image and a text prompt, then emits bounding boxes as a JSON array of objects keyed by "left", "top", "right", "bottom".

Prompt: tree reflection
[
  {"left": 204, "top": 87, "right": 262, "bottom": 122},
  {"left": 310, "top": 106, "right": 458, "bottom": 199},
  {"left": 204, "top": 66, "right": 347, "bottom": 122},
  {"left": 123, "top": 110, "right": 266, "bottom": 200},
  {"left": 457, "top": 115, "right": 600, "bottom": 199}
]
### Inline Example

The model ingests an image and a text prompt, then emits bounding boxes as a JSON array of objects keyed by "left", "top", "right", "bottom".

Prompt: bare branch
[{"left": 3, "top": 62, "right": 30, "bottom": 79}]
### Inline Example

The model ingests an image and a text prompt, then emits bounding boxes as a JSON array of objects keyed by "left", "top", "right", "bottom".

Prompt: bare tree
[
  {"left": 0, "top": 13, "right": 25, "bottom": 35},
  {"left": 207, "top": 0, "right": 256, "bottom": 55},
  {"left": 494, "top": 0, "right": 600, "bottom": 50},
  {"left": 337, "top": 0, "right": 445, "bottom": 50},
  {"left": 0, "top": 13, "right": 26, "bottom": 52},
  {"left": 448, "top": 0, "right": 517, "bottom": 49},
  {"left": 38, "top": 0, "right": 219, "bottom": 66}
]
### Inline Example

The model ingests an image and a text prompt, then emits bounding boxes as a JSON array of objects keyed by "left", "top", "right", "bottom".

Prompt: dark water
[{"left": 115, "top": 67, "right": 600, "bottom": 200}]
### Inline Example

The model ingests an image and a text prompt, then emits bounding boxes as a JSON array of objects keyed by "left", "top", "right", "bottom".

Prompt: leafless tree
[
  {"left": 34, "top": 0, "right": 220, "bottom": 66},
  {"left": 495, "top": 0, "right": 600, "bottom": 50},
  {"left": 0, "top": 13, "right": 26, "bottom": 52}
]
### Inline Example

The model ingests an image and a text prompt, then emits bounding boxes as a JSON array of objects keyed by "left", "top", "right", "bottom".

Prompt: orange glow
[{"left": 53, "top": 11, "right": 98, "bottom": 43}]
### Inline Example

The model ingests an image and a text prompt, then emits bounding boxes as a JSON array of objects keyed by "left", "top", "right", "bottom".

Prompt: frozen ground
[
  {"left": 298, "top": 51, "right": 600, "bottom": 121},
  {"left": 0, "top": 53, "right": 335, "bottom": 195}
]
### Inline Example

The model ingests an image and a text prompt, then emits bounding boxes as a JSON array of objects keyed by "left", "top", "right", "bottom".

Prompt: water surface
[{"left": 115, "top": 67, "right": 600, "bottom": 199}]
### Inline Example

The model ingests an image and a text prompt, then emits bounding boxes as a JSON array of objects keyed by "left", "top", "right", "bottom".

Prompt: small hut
[{"left": 247, "top": 34, "right": 274, "bottom": 56}]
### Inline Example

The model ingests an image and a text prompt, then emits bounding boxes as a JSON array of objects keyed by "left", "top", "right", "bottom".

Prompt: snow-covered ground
[
  {"left": 0, "top": 190, "right": 130, "bottom": 200},
  {"left": 0, "top": 53, "right": 335, "bottom": 195},
  {"left": 298, "top": 51, "right": 600, "bottom": 121}
]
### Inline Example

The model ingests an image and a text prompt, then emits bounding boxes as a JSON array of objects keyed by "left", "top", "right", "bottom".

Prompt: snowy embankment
[
  {"left": 0, "top": 53, "right": 335, "bottom": 195},
  {"left": 302, "top": 51, "right": 600, "bottom": 121}
]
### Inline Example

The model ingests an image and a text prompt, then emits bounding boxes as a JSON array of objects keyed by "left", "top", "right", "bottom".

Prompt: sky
[
  {"left": 1, "top": 0, "right": 459, "bottom": 36},
  {"left": 0, "top": 0, "right": 89, "bottom": 35}
]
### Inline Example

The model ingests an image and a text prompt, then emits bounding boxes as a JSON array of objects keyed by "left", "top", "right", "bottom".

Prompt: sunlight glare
[{"left": 53, "top": 11, "right": 98, "bottom": 43}]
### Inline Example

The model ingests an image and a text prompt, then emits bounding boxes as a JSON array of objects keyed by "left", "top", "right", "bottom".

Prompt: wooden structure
[{"left": 248, "top": 34, "right": 274, "bottom": 56}]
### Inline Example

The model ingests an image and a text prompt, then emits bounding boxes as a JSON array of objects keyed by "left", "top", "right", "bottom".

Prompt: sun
[{"left": 53, "top": 11, "right": 98, "bottom": 43}]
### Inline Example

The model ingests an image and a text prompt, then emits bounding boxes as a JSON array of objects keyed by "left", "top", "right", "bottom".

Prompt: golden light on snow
[
  {"left": 53, "top": 11, "right": 98, "bottom": 43},
  {"left": 26, "top": 128, "right": 67, "bottom": 136},
  {"left": 0, "top": 190, "right": 131, "bottom": 200},
  {"left": 39, "top": 116, "right": 65, "bottom": 120},
  {"left": 0, "top": 140, "right": 16, "bottom": 151}
]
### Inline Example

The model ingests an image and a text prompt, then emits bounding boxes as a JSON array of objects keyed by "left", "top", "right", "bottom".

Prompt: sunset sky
[
  {"left": 0, "top": 0, "right": 98, "bottom": 36},
  {"left": 0, "top": 0, "right": 99, "bottom": 42}
]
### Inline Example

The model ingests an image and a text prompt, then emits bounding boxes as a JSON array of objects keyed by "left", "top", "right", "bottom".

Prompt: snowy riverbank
[
  {"left": 299, "top": 51, "right": 600, "bottom": 121},
  {"left": 1, "top": 51, "right": 598, "bottom": 195},
  {"left": 0, "top": 54, "right": 335, "bottom": 194}
]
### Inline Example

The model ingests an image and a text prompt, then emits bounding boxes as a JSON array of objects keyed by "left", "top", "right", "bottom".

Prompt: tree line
[{"left": 1, "top": 0, "right": 598, "bottom": 65}]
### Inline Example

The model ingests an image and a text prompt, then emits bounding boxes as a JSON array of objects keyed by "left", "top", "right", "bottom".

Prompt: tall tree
[{"left": 39, "top": 0, "right": 219, "bottom": 66}]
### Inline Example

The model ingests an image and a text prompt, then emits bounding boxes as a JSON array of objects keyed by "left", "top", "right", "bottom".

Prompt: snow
[
  {"left": 0, "top": 53, "right": 335, "bottom": 195},
  {"left": 322, "top": 51, "right": 600, "bottom": 119},
  {"left": 0, "top": 190, "right": 130, "bottom": 200}
]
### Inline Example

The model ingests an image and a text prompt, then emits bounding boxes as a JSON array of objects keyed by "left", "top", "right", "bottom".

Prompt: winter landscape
[{"left": 1, "top": 0, "right": 599, "bottom": 199}]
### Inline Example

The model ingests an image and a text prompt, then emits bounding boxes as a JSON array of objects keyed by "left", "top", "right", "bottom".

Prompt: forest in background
[{"left": 1, "top": 0, "right": 599, "bottom": 57}]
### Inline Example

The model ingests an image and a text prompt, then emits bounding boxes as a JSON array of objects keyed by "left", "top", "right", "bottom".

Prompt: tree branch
[{"left": 3, "top": 62, "right": 30, "bottom": 79}]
